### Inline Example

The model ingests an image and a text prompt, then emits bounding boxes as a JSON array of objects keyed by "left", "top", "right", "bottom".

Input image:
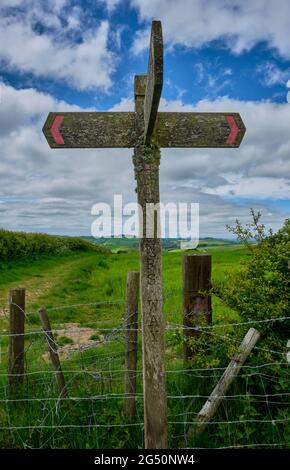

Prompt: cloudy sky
[{"left": 0, "top": 0, "right": 289, "bottom": 238}]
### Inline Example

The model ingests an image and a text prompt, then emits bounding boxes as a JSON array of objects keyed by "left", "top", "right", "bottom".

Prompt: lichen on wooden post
[{"left": 133, "top": 75, "right": 168, "bottom": 449}]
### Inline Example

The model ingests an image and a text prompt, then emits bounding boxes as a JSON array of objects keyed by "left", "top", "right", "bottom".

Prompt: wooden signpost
[{"left": 43, "top": 20, "right": 246, "bottom": 449}]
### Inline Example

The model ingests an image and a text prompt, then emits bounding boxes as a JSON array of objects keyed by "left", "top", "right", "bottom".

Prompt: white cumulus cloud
[
  {"left": 0, "top": 4, "right": 115, "bottom": 91},
  {"left": 0, "top": 83, "right": 289, "bottom": 236},
  {"left": 130, "top": 0, "right": 290, "bottom": 58}
]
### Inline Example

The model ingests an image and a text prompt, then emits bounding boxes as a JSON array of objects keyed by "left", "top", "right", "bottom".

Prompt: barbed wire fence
[{"left": 0, "top": 280, "right": 289, "bottom": 449}]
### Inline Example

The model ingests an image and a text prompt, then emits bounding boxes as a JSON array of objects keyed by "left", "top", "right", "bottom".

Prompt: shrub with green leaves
[{"left": 217, "top": 211, "right": 289, "bottom": 339}]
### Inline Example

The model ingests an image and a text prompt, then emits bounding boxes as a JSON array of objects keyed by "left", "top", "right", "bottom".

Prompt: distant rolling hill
[{"left": 81, "top": 236, "right": 238, "bottom": 252}]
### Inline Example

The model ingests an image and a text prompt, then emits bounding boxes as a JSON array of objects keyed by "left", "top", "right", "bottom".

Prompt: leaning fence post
[
  {"left": 124, "top": 271, "right": 140, "bottom": 421},
  {"left": 9, "top": 288, "right": 25, "bottom": 393},
  {"left": 182, "top": 254, "right": 212, "bottom": 360},
  {"left": 38, "top": 307, "right": 68, "bottom": 398},
  {"left": 188, "top": 327, "right": 261, "bottom": 438}
]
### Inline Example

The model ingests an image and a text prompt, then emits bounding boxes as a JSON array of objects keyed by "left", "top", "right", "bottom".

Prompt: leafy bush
[
  {"left": 0, "top": 229, "right": 108, "bottom": 265},
  {"left": 217, "top": 211, "right": 289, "bottom": 339}
]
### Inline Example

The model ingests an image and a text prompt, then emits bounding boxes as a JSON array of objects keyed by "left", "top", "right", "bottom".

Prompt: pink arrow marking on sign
[
  {"left": 225, "top": 115, "right": 239, "bottom": 145},
  {"left": 51, "top": 115, "right": 65, "bottom": 145}
]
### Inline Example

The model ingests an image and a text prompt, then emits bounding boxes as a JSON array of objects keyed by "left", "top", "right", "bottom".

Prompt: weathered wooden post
[
  {"left": 132, "top": 21, "right": 169, "bottom": 448},
  {"left": 38, "top": 307, "right": 68, "bottom": 397},
  {"left": 188, "top": 327, "right": 260, "bottom": 438},
  {"left": 183, "top": 254, "right": 212, "bottom": 360},
  {"left": 124, "top": 271, "right": 140, "bottom": 421},
  {"left": 9, "top": 288, "right": 25, "bottom": 393},
  {"left": 43, "top": 19, "right": 246, "bottom": 448},
  {"left": 134, "top": 79, "right": 168, "bottom": 448}
]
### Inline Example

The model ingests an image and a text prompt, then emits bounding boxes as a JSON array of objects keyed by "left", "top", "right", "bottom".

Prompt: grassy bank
[
  {"left": 0, "top": 229, "right": 107, "bottom": 266},
  {"left": 0, "top": 245, "right": 288, "bottom": 449}
]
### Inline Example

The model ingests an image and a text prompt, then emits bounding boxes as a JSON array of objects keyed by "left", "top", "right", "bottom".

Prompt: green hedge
[
  {"left": 217, "top": 215, "right": 290, "bottom": 338},
  {"left": 0, "top": 229, "right": 108, "bottom": 263}
]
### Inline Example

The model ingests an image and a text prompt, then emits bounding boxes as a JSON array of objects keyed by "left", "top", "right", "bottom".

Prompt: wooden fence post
[
  {"left": 9, "top": 288, "right": 25, "bottom": 393},
  {"left": 188, "top": 327, "right": 261, "bottom": 437},
  {"left": 38, "top": 307, "right": 68, "bottom": 398},
  {"left": 182, "top": 254, "right": 212, "bottom": 360},
  {"left": 124, "top": 271, "right": 140, "bottom": 421}
]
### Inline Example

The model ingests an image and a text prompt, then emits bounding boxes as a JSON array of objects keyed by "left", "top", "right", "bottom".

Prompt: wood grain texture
[
  {"left": 133, "top": 75, "right": 168, "bottom": 449},
  {"left": 189, "top": 328, "right": 261, "bottom": 437},
  {"left": 155, "top": 112, "right": 246, "bottom": 147},
  {"left": 124, "top": 271, "right": 140, "bottom": 422},
  {"left": 144, "top": 20, "right": 163, "bottom": 145},
  {"left": 43, "top": 112, "right": 136, "bottom": 148},
  {"left": 43, "top": 111, "right": 245, "bottom": 149},
  {"left": 182, "top": 255, "right": 212, "bottom": 360},
  {"left": 134, "top": 74, "right": 147, "bottom": 97},
  {"left": 9, "top": 289, "right": 25, "bottom": 393}
]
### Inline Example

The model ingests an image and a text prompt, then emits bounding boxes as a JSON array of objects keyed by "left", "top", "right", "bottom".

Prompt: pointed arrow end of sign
[
  {"left": 50, "top": 115, "right": 65, "bottom": 145},
  {"left": 225, "top": 115, "right": 239, "bottom": 145}
]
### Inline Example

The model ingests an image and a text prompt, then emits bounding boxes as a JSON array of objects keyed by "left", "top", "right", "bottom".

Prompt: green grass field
[{"left": 0, "top": 245, "right": 288, "bottom": 449}]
